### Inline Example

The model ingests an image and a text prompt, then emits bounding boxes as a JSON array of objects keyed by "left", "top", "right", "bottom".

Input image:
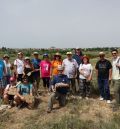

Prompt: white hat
[
  {"left": 99, "top": 52, "right": 105, "bottom": 55},
  {"left": 66, "top": 52, "right": 72, "bottom": 55},
  {"left": 25, "top": 57, "right": 30, "bottom": 60},
  {"left": 57, "top": 65, "right": 64, "bottom": 71},
  {"left": 33, "top": 52, "right": 39, "bottom": 55},
  {"left": 76, "top": 47, "right": 80, "bottom": 50}
]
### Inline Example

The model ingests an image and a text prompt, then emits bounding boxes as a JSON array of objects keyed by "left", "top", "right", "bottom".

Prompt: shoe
[
  {"left": 85, "top": 97, "right": 89, "bottom": 100},
  {"left": 99, "top": 97, "right": 104, "bottom": 101},
  {"left": 107, "top": 100, "right": 111, "bottom": 104},
  {"left": 17, "top": 103, "right": 24, "bottom": 109},
  {"left": 47, "top": 108, "right": 52, "bottom": 113},
  {"left": 78, "top": 96, "right": 82, "bottom": 100}
]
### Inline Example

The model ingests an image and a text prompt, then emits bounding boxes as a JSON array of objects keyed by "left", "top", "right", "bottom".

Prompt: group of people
[{"left": 0, "top": 47, "right": 120, "bottom": 112}]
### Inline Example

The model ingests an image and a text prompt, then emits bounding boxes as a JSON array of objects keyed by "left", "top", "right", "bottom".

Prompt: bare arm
[{"left": 109, "top": 69, "right": 112, "bottom": 80}]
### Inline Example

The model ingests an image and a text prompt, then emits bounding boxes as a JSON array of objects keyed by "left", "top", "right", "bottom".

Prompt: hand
[
  {"left": 21, "top": 96, "right": 25, "bottom": 101},
  {"left": 116, "top": 63, "right": 120, "bottom": 67}
]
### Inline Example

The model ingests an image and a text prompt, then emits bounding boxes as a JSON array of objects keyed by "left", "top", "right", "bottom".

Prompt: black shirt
[{"left": 95, "top": 59, "right": 112, "bottom": 79}]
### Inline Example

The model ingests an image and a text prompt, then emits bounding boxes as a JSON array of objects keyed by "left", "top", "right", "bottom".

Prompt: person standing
[
  {"left": 73, "top": 47, "right": 83, "bottom": 90},
  {"left": 79, "top": 55, "right": 93, "bottom": 99},
  {"left": 0, "top": 58, "right": 6, "bottom": 98},
  {"left": 62, "top": 52, "right": 78, "bottom": 95},
  {"left": 40, "top": 53, "right": 52, "bottom": 90},
  {"left": 3, "top": 54, "right": 12, "bottom": 85},
  {"left": 111, "top": 49, "right": 120, "bottom": 106},
  {"left": 95, "top": 52, "right": 112, "bottom": 104},
  {"left": 51, "top": 52, "right": 62, "bottom": 77},
  {"left": 31, "top": 52, "right": 41, "bottom": 91},
  {"left": 24, "top": 57, "right": 34, "bottom": 84},
  {"left": 14, "top": 52, "right": 24, "bottom": 82}
]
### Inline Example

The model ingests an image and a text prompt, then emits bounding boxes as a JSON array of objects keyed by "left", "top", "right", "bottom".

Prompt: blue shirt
[
  {"left": 31, "top": 58, "right": 41, "bottom": 77},
  {"left": 73, "top": 54, "right": 83, "bottom": 66},
  {"left": 18, "top": 83, "right": 33, "bottom": 95},
  {"left": 51, "top": 74, "right": 70, "bottom": 94},
  {"left": 0, "top": 60, "right": 5, "bottom": 79}
]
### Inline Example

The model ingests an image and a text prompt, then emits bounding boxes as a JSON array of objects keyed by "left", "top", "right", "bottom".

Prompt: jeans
[
  {"left": 48, "top": 92, "right": 66, "bottom": 110},
  {"left": 98, "top": 78, "right": 110, "bottom": 100},
  {"left": 42, "top": 77, "right": 50, "bottom": 88}
]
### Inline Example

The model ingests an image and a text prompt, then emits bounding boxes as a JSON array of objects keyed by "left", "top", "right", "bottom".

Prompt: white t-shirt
[
  {"left": 4, "top": 60, "right": 11, "bottom": 76},
  {"left": 112, "top": 56, "right": 120, "bottom": 80},
  {"left": 79, "top": 63, "right": 93, "bottom": 79},
  {"left": 14, "top": 59, "right": 24, "bottom": 74},
  {"left": 62, "top": 58, "right": 78, "bottom": 78}
]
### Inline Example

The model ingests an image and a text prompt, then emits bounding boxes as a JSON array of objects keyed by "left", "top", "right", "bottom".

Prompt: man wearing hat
[
  {"left": 62, "top": 52, "right": 78, "bottom": 95},
  {"left": 3, "top": 54, "right": 12, "bottom": 85},
  {"left": 31, "top": 52, "right": 41, "bottom": 91},
  {"left": 14, "top": 52, "right": 24, "bottom": 82},
  {"left": 95, "top": 52, "right": 112, "bottom": 103},
  {"left": 73, "top": 47, "right": 83, "bottom": 90},
  {"left": 47, "top": 65, "right": 69, "bottom": 113}
]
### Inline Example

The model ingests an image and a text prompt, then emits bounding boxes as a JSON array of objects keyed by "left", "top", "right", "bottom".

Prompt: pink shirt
[{"left": 40, "top": 60, "right": 51, "bottom": 77}]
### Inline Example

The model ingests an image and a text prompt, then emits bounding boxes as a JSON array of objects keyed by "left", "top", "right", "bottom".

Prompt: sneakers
[
  {"left": 99, "top": 97, "right": 104, "bottom": 101},
  {"left": 106, "top": 100, "right": 111, "bottom": 104},
  {"left": 85, "top": 97, "right": 89, "bottom": 100}
]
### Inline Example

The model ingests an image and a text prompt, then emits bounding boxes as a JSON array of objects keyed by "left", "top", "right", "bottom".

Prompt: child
[{"left": 79, "top": 55, "right": 93, "bottom": 99}]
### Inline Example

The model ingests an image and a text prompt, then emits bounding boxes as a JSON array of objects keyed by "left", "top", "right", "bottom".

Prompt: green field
[{"left": 0, "top": 48, "right": 120, "bottom": 129}]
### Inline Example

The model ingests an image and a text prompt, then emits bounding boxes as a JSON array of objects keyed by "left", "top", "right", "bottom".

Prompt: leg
[
  {"left": 48, "top": 92, "right": 58, "bottom": 110},
  {"left": 46, "top": 77, "right": 50, "bottom": 89},
  {"left": 114, "top": 80, "right": 120, "bottom": 105},
  {"left": 17, "top": 74, "right": 23, "bottom": 82},
  {"left": 104, "top": 79, "right": 110, "bottom": 100},
  {"left": 14, "top": 95, "right": 21, "bottom": 106},
  {"left": 86, "top": 81, "right": 91, "bottom": 97},
  {"left": 71, "top": 78, "right": 76, "bottom": 94},
  {"left": 59, "top": 94, "right": 66, "bottom": 107},
  {"left": 42, "top": 78, "right": 46, "bottom": 88},
  {"left": 79, "top": 79, "right": 85, "bottom": 97},
  {"left": 3, "top": 94, "right": 9, "bottom": 104},
  {"left": 98, "top": 78, "right": 104, "bottom": 98},
  {"left": 36, "top": 76, "right": 40, "bottom": 90}
]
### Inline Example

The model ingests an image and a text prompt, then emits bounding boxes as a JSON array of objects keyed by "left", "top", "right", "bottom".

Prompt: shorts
[
  {"left": 8, "top": 95, "right": 14, "bottom": 100},
  {"left": 17, "top": 74, "right": 23, "bottom": 82}
]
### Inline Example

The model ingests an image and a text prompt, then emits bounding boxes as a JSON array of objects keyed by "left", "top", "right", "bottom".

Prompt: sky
[{"left": 0, "top": 0, "right": 120, "bottom": 48}]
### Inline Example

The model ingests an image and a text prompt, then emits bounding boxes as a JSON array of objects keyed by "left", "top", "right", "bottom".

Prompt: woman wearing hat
[
  {"left": 24, "top": 57, "right": 34, "bottom": 84},
  {"left": 51, "top": 52, "right": 62, "bottom": 77},
  {"left": 79, "top": 55, "right": 93, "bottom": 99},
  {"left": 3, "top": 54, "right": 12, "bottom": 85},
  {"left": 14, "top": 52, "right": 24, "bottom": 82},
  {"left": 40, "top": 53, "right": 52, "bottom": 90}
]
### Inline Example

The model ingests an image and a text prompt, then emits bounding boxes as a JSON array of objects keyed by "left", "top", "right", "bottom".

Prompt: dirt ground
[{"left": 1, "top": 90, "right": 120, "bottom": 129}]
